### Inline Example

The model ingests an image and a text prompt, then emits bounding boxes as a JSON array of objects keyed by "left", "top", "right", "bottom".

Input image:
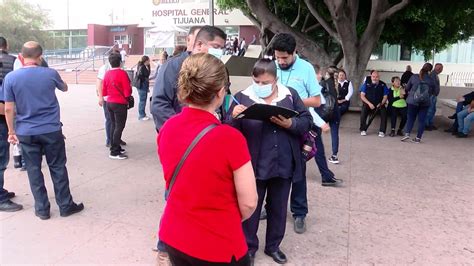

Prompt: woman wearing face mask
[
  {"left": 228, "top": 59, "right": 312, "bottom": 265},
  {"left": 135, "top": 55, "right": 151, "bottom": 121}
]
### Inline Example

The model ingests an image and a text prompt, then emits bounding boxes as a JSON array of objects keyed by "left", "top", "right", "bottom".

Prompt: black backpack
[
  {"left": 317, "top": 81, "right": 337, "bottom": 122},
  {"left": 413, "top": 79, "right": 430, "bottom": 104}
]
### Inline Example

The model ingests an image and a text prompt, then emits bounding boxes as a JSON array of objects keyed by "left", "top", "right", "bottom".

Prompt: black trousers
[
  {"left": 18, "top": 130, "right": 74, "bottom": 215},
  {"left": 388, "top": 106, "right": 407, "bottom": 131},
  {"left": 360, "top": 103, "right": 387, "bottom": 133},
  {"left": 243, "top": 177, "right": 291, "bottom": 255},
  {"left": 164, "top": 243, "right": 250, "bottom": 266},
  {"left": 107, "top": 102, "right": 128, "bottom": 155}
]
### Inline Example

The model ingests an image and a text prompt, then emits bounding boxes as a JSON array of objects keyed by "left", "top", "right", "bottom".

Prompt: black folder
[{"left": 235, "top": 104, "right": 299, "bottom": 121}]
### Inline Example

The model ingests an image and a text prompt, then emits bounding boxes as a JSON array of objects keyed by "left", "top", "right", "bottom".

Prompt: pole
[
  {"left": 209, "top": 0, "right": 214, "bottom": 26},
  {"left": 67, "top": 0, "right": 72, "bottom": 56}
]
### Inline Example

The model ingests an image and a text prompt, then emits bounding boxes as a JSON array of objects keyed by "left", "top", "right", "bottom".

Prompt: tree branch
[
  {"left": 301, "top": 13, "right": 310, "bottom": 32},
  {"left": 241, "top": 10, "right": 261, "bottom": 29},
  {"left": 379, "top": 0, "right": 410, "bottom": 19},
  {"left": 304, "top": 23, "right": 321, "bottom": 33},
  {"left": 303, "top": 0, "right": 340, "bottom": 41},
  {"left": 291, "top": 1, "right": 301, "bottom": 28}
]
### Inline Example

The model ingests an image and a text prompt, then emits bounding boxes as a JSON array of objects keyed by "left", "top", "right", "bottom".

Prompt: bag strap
[
  {"left": 167, "top": 123, "right": 218, "bottom": 197},
  {"left": 112, "top": 82, "right": 128, "bottom": 102}
]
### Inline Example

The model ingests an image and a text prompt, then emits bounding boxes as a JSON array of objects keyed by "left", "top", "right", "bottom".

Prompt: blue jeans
[
  {"left": 338, "top": 100, "right": 350, "bottom": 116},
  {"left": 405, "top": 104, "right": 429, "bottom": 139},
  {"left": 138, "top": 82, "right": 149, "bottom": 119},
  {"left": 450, "top": 102, "right": 466, "bottom": 131},
  {"left": 457, "top": 107, "right": 474, "bottom": 134},
  {"left": 18, "top": 130, "right": 75, "bottom": 215},
  {"left": 290, "top": 127, "right": 334, "bottom": 218},
  {"left": 329, "top": 105, "right": 341, "bottom": 156},
  {"left": 0, "top": 123, "right": 10, "bottom": 203},
  {"left": 103, "top": 101, "right": 112, "bottom": 145},
  {"left": 425, "top": 95, "right": 437, "bottom": 127}
]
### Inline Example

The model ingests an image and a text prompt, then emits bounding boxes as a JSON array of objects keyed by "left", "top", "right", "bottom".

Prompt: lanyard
[{"left": 280, "top": 68, "right": 293, "bottom": 87}]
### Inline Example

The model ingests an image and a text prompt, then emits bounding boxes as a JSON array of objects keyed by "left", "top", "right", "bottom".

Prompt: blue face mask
[
  {"left": 252, "top": 82, "right": 273, "bottom": 98},
  {"left": 208, "top": 48, "right": 223, "bottom": 59}
]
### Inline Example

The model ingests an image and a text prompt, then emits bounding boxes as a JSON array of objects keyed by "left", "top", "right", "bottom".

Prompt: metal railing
[{"left": 73, "top": 45, "right": 115, "bottom": 84}]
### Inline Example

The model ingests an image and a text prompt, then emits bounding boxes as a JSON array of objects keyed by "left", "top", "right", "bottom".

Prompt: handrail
[{"left": 74, "top": 45, "right": 115, "bottom": 84}]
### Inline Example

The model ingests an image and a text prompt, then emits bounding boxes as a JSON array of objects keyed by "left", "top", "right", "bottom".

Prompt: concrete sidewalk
[{"left": 0, "top": 85, "right": 472, "bottom": 265}]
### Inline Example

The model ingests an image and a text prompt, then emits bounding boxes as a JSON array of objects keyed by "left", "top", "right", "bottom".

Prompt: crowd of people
[{"left": 0, "top": 23, "right": 472, "bottom": 266}]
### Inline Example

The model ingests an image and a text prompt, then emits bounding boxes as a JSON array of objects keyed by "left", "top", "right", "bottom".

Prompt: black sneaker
[
  {"left": 109, "top": 154, "right": 128, "bottom": 160},
  {"left": 35, "top": 211, "right": 51, "bottom": 220},
  {"left": 328, "top": 155, "right": 339, "bottom": 164},
  {"left": 322, "top": 177, "right": 343, "bottom": 187},
  {"left": 0, "top": 200, "right": 23, "bottom": 212},
  {"left": 294, "top": 217, "right": 306, "bottom": 234},
  {"left": 411, "top": 137, "right": 421, "bottom": 143},
  {"left": 389, "top": 129, "right": 395, "bottom": 137},
  {"left": 457, "top": 132, "right": 468, "bottom": 138},
  {"left": 6, "top": 191, "right": 15, "bottom": 199},
  {"left": 60, "top": 202, "right": 84, "bottom": 217}
]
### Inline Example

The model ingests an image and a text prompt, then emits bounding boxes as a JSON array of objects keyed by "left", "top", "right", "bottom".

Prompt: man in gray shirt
[{"left": 425, "top": 63, "right": 443, "bottom": 131}]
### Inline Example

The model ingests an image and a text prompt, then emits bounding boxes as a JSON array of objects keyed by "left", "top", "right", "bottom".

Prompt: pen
[{"left": 230, "top": 95, "right": 240, "bottom": 105}]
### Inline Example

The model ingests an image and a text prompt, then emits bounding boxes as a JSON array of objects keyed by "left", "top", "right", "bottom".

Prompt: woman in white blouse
[{"left": 336, "top": 70, "right": 353, "bottom": 116}]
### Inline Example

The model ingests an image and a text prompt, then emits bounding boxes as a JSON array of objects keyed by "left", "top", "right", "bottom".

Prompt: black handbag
[{"left": 112, "top": 82, "right": 134, "bottom": 109}]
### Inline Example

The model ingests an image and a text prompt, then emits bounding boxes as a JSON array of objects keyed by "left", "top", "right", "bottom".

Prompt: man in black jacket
[{"left": 0, "top": 37, "right": 23, "bottom": 212}]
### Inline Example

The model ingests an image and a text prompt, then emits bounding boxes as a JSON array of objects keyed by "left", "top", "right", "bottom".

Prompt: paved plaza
[{"left": 0, "top": 84, "right": 473, "bottom": 265}]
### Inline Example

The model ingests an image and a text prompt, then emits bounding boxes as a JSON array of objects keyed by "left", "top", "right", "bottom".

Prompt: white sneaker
[
  {"left": 139, "top": 116, "right": 150, "bottom": 121},
  {"left": 378, "top": 132, "right": 385, "bottom": 138},
  {"left": 109, "top": 154, "right": 128, "bottom": 160},
  {"left": 360, "top": 131, "right": 367, "bottom": 136},
  {"left": 328, "top": 155, "right": 340, "bottom": 164}
]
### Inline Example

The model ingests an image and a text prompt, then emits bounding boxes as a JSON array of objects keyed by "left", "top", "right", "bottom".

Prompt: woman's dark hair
[
  {"left": 419, "top": 62, "right": 433, "bottom": 80},
  {"left": 178, "top": 53, "right": 227, "bottom": 106},
  {"left": 391, "top": 76, "right": 400, "bottom": 83},
  {"left": 138, "top": 55, "right": 149, "bottom": 66},
  {"left": 338, "top": 69, "right": 346, "bottom": 77},
  {"left": 252, "top": 59, "right": 277, "bottom": 78},
  {"left": 272, "top": 33, "right": 296, "bottom": 54},
  {"left": 108, "top": 53, "right": 122, "bottom": 68},
  {"left": 193, "top": 25, "right": 227, "bottom": 48}
]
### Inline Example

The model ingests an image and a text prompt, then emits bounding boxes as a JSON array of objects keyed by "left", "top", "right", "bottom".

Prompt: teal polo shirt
[{"left": 275, "top": 55, "right": 321, "bottom": 99}]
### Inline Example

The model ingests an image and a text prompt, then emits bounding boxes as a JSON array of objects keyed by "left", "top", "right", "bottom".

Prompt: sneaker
[
  {"left": 6, "top": 191, "right": 15, "bottom": 199},
  {"left": 0, "top": 200, "right": 23, "bottom": 212},
  {"left": 457, "top": 132, "right": 468, "bottom": 138},
  {"left": 401, "top": 134, "right": 410, "bottom": 142},
  {"left": 120, "top": 149, "right": 126, "bottom": 154},
  {"left": 294, "top": 217, "right": 306, "bottom": 234},
  {"left": 109, "top": 154, "right": 128, "bottom": 160},
  {"left": 378, "top": 132, "right": 385, "bottom": 138},
  {"left": 35, "top": 211, "right": 51, "bottom": 220},
  {"left": 389, "top": 130, "right": 395, "bottom": 137},
  {"left": 360, "top": 131, "right": 367, "bottom": 136},
  {"left": 139, "top": 116, "right": 150, "bottom": 121},
  {"left": 322, "top": 177, "right": 343, "bottom": 187},
  {"left": 120, "top": 140, "right": 127, "bottom": 146},
  {"left": 328, "top": 155, "right": 339, "bottom": 164},
  {"left": 60, "top": 202, "right": 84, "bottom": 217},
  {"left": 411, "top": 137, "right": 421, "bottom": 143}
]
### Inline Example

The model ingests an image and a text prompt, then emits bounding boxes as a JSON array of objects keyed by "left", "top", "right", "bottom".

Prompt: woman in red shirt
[
  {"left": 157, "top": 53, "right": 257, "bottom": 265},
  {"left": 102, "top": 53, "right": 132, "bottom": 160}
]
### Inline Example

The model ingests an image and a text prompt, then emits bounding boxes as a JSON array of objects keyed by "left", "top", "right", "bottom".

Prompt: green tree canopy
[
  {"left": 217, "top": 0, "right": 474, "bottom": 103},
  {"left": 0, "top": 0, "right": 51, "bottom": 53}
]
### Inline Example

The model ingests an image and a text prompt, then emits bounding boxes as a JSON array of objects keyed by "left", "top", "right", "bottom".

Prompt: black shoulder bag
[
  {"left": 112, "top": 82, "right": 135, "bottom": 109},
  {"left": 165, "top": 123, "right": 218, "bottom": 200}
]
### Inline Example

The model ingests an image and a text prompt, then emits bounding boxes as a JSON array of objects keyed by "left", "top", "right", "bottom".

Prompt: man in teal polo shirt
[{"left": 271, "top": 33, "right": 343, "bottom": 234}]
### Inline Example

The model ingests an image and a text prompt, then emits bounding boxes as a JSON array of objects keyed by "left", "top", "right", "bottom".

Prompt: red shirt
[
  {"left": 102, "top": 68, "right": 132, "bottom": 104},
  {"left": 158, "top": 107, "right": 251, "bottom": 262}
]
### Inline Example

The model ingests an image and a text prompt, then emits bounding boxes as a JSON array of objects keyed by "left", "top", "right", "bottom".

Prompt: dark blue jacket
[
  {"left": 151, "top": 51, "right": 189, "bottom": 130},
  {"left": 226, "top": 85, "right": 312, "bottom": 183}
]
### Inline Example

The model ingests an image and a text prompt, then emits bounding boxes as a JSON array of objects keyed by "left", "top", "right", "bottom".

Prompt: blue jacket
[
  {"left": 226, "top": 84, "right": 312, "bottom": 183},
  {"left": 151, "top": 52, "right": 189, "bottom": 130}
]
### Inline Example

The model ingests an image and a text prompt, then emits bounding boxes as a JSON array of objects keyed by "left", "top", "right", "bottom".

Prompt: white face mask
[
  {"left": 252, "top": 82, "right": 273, "bottom": 98},
  {"left": 208, "top": 48, "right": 223, "bottom": 59}
]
